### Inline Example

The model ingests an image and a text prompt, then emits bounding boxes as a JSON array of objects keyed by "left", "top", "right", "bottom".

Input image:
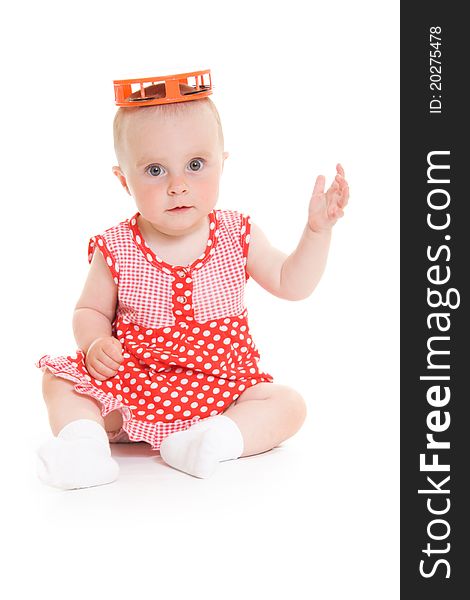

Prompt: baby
[{"left": 36, "top": 78, "right": 349, "bottom": 490}]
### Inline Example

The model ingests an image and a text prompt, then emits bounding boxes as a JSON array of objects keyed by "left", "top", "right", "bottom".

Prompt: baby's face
[{"left": 114, "top": 105, "right": 227, "bottom": 235}]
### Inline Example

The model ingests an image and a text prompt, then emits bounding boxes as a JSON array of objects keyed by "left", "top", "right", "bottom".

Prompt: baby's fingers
[
  {"left": 312, "top": 175, "right": 326, "bottom": 197},
  {"left": 102, "top": 343, "right": 124, "bottom": 365},
  {"left": 99, "top": 337, "right": 123, "bottom": 362},
  {"left": 327, "top": 206, "right": 344, "bottom": 221},
  {"left": 97, "top": 348, "right": 122, "bottom": 372},
  {"left": 94, "top": 356, "right": 118, "bottom": 378},
  {"left": 86, "top": 359, "right": 114, "bottom": 381},
  {"left": 333, "top": 207, "right": 345, "bottom": 219},
  {"left": 339, "top": 181, "right": 350, "bottom": 208},
  {"left": 334, "top": 175, "right": 349, "bottom": 208}
]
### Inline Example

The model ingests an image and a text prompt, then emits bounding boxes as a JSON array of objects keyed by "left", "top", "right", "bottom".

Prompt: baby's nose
[{"left": 168, "top": 180, "right": 188, "bottom": 195}]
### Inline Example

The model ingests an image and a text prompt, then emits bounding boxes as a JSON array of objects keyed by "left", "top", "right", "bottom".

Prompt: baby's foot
[
  {"left": 159, "top": 415, "right": 244, "bottom": 479},
  {"left": 37, "top": 419, "right": 119, "bottom": 490}
]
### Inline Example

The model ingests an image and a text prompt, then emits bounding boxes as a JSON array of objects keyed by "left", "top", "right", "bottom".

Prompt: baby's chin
[{"left": 149, "top": 208, "right": 214, "bottom": 236}]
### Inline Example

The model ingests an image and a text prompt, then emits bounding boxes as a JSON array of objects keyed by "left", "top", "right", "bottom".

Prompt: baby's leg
[
  {"left": 42, "top": 370, "right": 105, "bottom": 435},
  {"left": 37, "top": 370, "right": 120, "bottom": 490},
  {"left": 223, "top": 383, "right": 307, "bottom": 457},
  {"left": 159, "top": 383, "right": 307, "bottom": 478},
  {"left": 42, "top": 370, "right": 123, "bottom": 435}
]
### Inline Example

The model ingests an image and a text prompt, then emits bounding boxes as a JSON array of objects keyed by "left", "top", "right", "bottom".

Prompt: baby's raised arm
[
  {"left": 247, "top": 164, "right": 349, "bottom": 300},
  {"left": 247, "top": 222, "right": 332, "bottom": 300},
  {"left": 73, "top": 250, "right": 123, "bottom": 380}
]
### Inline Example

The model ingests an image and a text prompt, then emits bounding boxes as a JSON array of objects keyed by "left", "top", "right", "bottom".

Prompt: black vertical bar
[{"left": 401, "top": 3, "right": 468, "bottom": 598}]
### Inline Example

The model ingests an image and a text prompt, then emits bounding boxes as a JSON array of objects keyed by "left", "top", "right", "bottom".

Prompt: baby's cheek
[{"left": 198, "top": 177, "right": 220, "bottom": 204}]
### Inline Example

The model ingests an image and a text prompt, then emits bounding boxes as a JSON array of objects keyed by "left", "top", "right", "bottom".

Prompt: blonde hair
[{"left": 113, "top": 82, "right": 224, "bottom": 168}]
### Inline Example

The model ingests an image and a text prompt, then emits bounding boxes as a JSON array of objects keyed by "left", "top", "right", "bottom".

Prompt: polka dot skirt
[{"left": 37, "top": 209, "right": 273, "bottom": 450}]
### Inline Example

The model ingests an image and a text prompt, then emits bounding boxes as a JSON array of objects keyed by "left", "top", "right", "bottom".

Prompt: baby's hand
[
  {"left": 308, "top": 164, "right": 349, "bottom": 233},
  {"left": 85, "top": 336, "right": 124, "bottom": 381}
]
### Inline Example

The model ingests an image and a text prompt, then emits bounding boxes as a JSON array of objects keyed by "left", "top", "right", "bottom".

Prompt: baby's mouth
[{"left": 167, "top": 205, "right": 193, "bottom": 213}]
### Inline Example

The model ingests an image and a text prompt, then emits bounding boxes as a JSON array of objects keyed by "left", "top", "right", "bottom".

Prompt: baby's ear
[{"left": 112, "top": 166, "right": 131, "bottom": 195}]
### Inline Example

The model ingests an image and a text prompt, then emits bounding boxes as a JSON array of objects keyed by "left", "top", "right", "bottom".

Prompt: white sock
[
  {"left": 37, "top": 419, "right": 119, "bottom": 490},
  {"left": 159, "top": 415, "right": 244, "bottom": 479}
]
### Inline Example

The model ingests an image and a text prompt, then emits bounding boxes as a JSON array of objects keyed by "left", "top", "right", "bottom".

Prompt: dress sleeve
[
  {"left": 88, "top": 234, "right": 120, "bottom": 285},
  {"left": 240, "top": 213, "right": 251, "bottom": 281}
]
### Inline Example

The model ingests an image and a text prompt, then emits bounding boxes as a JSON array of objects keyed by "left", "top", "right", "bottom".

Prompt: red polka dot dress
[{"left": 37, "top": 209, "right": 273, "bottom": 450}]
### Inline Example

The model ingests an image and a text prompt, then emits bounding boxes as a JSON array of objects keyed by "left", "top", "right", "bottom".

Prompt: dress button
[
  {"left": 177, "top": 296, "right": 187, "bottom": 304},
  {"left": 177, "top": 270, "right": 186, "bottom": 277}
]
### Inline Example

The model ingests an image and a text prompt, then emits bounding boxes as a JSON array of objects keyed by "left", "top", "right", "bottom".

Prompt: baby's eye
[
  {"left": 188, "top": 159, "right": 204, "bottom": 172},
  {"left": 147, "top": 164, "right": 164, "bottom": 177}
]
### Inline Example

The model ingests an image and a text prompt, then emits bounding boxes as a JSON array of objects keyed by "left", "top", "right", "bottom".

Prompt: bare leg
[
  {"left": 159, "top": 382, "right": 307, "bottom": 478},
  {"left": 223, "top": 383, "right": 307, "bottom": 457},
  {"left": 42, "top": 370, "right": 123, "bottom": 436},
  {"left": 38, "top": 370, "right": 121, "bottom": 490}
]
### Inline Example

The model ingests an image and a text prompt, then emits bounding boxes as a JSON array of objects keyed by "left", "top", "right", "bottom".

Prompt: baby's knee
[
  {"left": 290, "top": 388, "right": 307, "bottom": 425},
  {"left": 42, "top": 368, "right": 56, "bottom": 391},
  {"left": 41, "top": 368, "right": 74, "bottom": 400},
  {"left": 281, "top": 386, "right": 307, "bottom": 427},
  {"left": 42, "top": 369, "right": 60, "bottom": 407}
]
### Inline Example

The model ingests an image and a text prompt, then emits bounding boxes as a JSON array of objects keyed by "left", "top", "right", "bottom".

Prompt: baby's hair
[{"left": 113, "top": 82, "right": 224, "bottom": 168}]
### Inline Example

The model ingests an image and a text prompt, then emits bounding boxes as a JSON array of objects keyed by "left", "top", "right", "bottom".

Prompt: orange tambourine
[{"left": 113, "top": 69, "right": 213, "bottom": 107}]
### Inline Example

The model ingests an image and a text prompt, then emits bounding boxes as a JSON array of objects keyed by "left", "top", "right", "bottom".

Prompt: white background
[{"left": 1, "top": 1, "right": 399, "bottom": 598}]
